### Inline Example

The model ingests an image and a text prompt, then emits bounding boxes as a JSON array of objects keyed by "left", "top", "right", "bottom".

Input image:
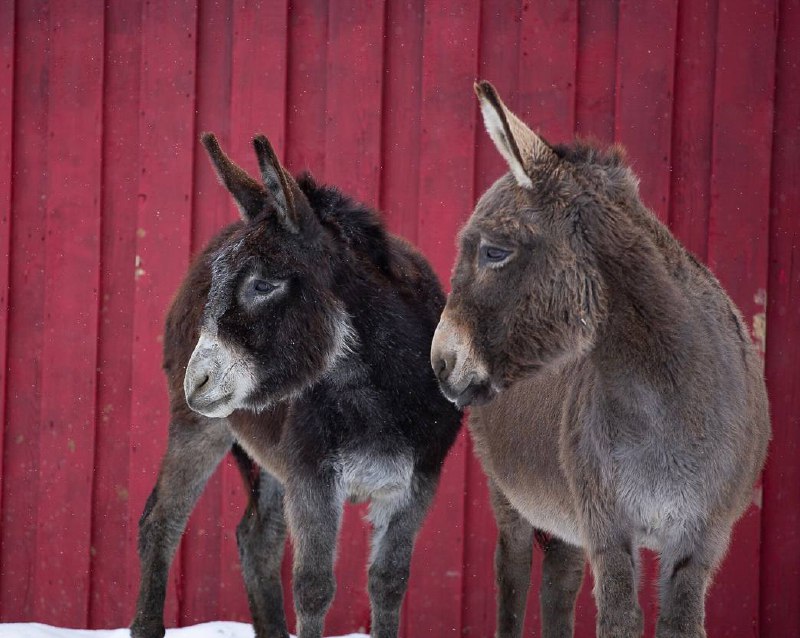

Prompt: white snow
[{"left": 0, "top": 622, "right": 368, "bottom": 638}]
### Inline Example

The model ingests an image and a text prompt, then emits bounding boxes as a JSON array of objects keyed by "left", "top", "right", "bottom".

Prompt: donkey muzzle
[
  {"left": 430, "top": 310, "right": 495, "bottom": 409},
  {"left": 184, "top": 330, "right": 255, "bottom": 418}
]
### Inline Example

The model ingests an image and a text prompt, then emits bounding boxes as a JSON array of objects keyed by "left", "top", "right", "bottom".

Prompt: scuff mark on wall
[{"left": 752, "top": 288, "right": 767, "bottom": 358}]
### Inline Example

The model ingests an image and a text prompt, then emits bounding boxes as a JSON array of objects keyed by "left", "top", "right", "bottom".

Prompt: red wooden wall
[{"left": 0, "top": 0, "right": 797, "bottom": 636}]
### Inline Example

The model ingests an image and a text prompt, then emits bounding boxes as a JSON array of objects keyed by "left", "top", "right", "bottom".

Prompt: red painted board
[
  {"left": 89, "top": 0, "right": 143, "bottom": 627},
  {"left": 410, "top": 1, "right": 480, "bottom": 635},
  {"left": 380, "top": 0, "right": 425, "bottom": 244},
  {"left": 180, "top": 0, "right": 233, "bottom": 626},
  {"left": 33, "top": 0, "right": 105, "bottom": 626},
  {"left": 462, "top": 4, "right": 520, "bottom": 635},
  {"left": 0, "top": 0, "right": 50, "bottom": 620},
  {"left": 128, "top": 0, "right": 198, "bottom": 627},
  {"left": 706, "top": 0, "right": 777, "bottom": 635},
  {"left": 213, "top": 0, "right": 292, "bottom": 623},
  {"left": 668, "top": 0, "right": 718, "bottom": 261},
  {"left": 323, "top": 2, "right": 386, "bottom": 631},
  {"left": 285, "top": 0, "right": 328, "bottom": 178},
  {"left": 760, "top": 0, "right": 800, "bottom": 635},
  {"left": 516, "top": 0, "right": 578, "bottom": 143},
  {"left": 519, "top": 2, "right": 587, "bottom": 635},
  {"left": 614, "top": 0, "right": 678, "bottom": 223},
  {"left": 575, "top": 0, "right": 618, "bottom": 143},
  {"left": 0, "top": 0, "right": 14, "bottom": 510},
  {"left": 615, "top": 3, "right": 679, "bottom": 634},
  {"left": 282, "top": 0, "right": 330, "bottom": 629}
]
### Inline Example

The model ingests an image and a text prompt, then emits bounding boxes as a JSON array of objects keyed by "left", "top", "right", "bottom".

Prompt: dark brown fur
[
  {"left": 131, "top": 134, "right": 461, "bottom": 638},
  {"left": 431, "top": 81, "right": 770, "bottom": 638}
]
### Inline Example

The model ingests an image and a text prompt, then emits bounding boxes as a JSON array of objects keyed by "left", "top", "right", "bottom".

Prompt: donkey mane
[
  {"left": 555, "top": 141, "right": 754, "bottom": 354},
  {"left": 296, "top": 172, "right": 393, "bottom": 276}
]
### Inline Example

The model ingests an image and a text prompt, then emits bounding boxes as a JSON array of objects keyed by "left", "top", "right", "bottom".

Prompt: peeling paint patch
[
  {"left": 752, "top": 484, "right": 763, "bottom": 509},
  {"left": 752, "top": 288, "right": 767, "bottom": 357},
  {"left": 753, "top": 312, "right": 767, "bottom": 356},
  {"left": 67, "top": 438, "right": 76, "bottom": 453},
  {"left": 134, "top": 254, "right": 146, "bottom": 280}
]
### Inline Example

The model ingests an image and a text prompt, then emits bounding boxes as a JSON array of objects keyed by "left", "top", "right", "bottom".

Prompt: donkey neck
[{"left": 587, "top": 207, "right": 698, "bottom": 393}]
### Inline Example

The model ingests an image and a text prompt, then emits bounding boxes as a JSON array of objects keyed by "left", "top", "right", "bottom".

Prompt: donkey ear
[
  {"left": 474, "top": 80, "right": 552, "bottom": 188},
  {"left": 201, "top": 132, "right": 266, "bottom": 221},
  {"left": 252, "top": 135, "right": 299, "bottom": 234}
]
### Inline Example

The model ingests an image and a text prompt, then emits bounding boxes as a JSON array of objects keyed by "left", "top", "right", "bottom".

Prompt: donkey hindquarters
[
  {"left": 131, "top": 133, "right": 461, "bottom": 638},
  {"left": 431, "top": 81, "right": 770, "bottom": 638}
]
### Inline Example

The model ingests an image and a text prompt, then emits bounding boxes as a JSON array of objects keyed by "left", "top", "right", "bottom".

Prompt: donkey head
[
  {"left": 183, "top": 133, "right": 354, "bottom": 418},
  {"left": 431, "top": 81, "right": 611, "bottom": 408}
]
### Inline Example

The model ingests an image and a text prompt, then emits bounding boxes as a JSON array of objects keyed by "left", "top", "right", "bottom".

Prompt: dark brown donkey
[
  {"left": 131, "top": 134, "right": 461, "bottom": 638},
  {"left": 431, "top": 81, "right": 770, "bottom": 638}
]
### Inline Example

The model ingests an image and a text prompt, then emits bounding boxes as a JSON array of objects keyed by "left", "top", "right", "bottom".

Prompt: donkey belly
[{"left": 469, "top": 372, "right": 583, "bottom": 547}]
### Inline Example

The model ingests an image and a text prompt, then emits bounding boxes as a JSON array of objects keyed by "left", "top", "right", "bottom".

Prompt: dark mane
[
  {"left": 551, "top": 137, "right": 628, "bottom": 169},
  {"left": 296, "top": 172, "right": 392, "bottom": 274}
]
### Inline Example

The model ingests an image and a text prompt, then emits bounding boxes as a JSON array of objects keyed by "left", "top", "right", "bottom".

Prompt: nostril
[
  {"left": 187, "top": 373, "right": 210, "bottom": 400},
  {"left": 435, "top": 352, "right": 457, "bottom": 383},
  {"left": 196, "top": 374, "right": 210, "bottom": 391}
]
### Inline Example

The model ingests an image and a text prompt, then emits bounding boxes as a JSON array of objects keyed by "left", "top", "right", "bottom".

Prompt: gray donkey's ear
[
  {"left": 201, "top": 132, "right": 266, "bottom": 221},
  {"left": 252, "top": 135, "right": 299, "bottom": 234},
  {"left": 474, "top": 80, "right": 553, "bottom": 188}
]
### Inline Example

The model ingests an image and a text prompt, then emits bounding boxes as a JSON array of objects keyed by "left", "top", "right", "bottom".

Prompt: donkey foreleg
[
  {"left": 655, "top": 527, "right": 729, "bottom": 638},
  {"left": 588, "top": 540, "right": 643, "bottom": 638},
  {"left": 237, "top": 468, "right": 289, "bottom": 638},
  {"left": 367, "top": 476, "right": 436, "bottom": 638},
  {"left": 540, "top": 536, "right": 585, "bottom": 638},
  {"left": 285, "top": 473, "right": 344, "bottom": 638},
  {"left": 489, "top": 482, "right": 534, "bottom": 638},
  {"left": 131, "top": 415, "right": 233, "bottom": 638}
]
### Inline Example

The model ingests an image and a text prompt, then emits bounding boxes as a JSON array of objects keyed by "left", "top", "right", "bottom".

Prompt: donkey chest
[
  {"left": 612, "top": 437, "right": 707, "bottom": 548},
  {"left": 336, "top": 448, "right": 414, "bottom": 503}
]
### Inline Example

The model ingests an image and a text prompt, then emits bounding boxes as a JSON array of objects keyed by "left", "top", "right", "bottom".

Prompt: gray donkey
[{"left": 431, "top": 81, "right": 770, "bottom": 638}]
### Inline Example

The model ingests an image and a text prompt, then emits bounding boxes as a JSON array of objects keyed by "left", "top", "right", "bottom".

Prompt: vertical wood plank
[
  {"left": 89, "top": 0, "right": 143, "bottom": 627},
  {"left": 212, "top": 0, "right": 291, "bottom": 623},
  {"left": 283, "top": 1, "right": 330, "bottom": 629},
  {"left": 517, "top": 2, "right": 587, "bottom": 636},
  {"left": 668, "top": 0, "right": 718, "bottom": 261},
  {"left": 32, "top": 0, "right": 105, "bottom": 625},
  {"left": 179, "top": 0, "right": 232, "bottom": 626},
  {"left": 285, "top": 0, "right": 328, "bottom": 177},
  {"left": 380, "top": 0, "right": 425, "bottom": 243},
  {"left": 0, "top": 0, "right": 14, "bottom": 513},
  {"left": 575, "top": 0, "right": 617, "bottom": 143},
  {"left": 614, "top": 0, "right": 678, "bottom": 223},
  {"left": 706, "top": 1, "right": 777, "bottom": 635},
  {"left": 0, "top": 0, "right": 49, "bottom": 620},
  {"left": 615, "top": 4, "right": 678, "bottom": 634},
  {"left": 760, "top": 0, "right": 800, "bottom": 636},
  {"left": 517, "top": 0, "right": 578, "bottom": 142},
  {"left": 127, "top": 0, "right": 198, "bottom": 627},
  {"left": 409, "top": 1, "right": 480, "bottom": 635},
  {"left": 461, "top": 3, "right": 520, "bottom": 636},
  {"left": 323, "top": 2, "right": 386, "bottom": 631}
]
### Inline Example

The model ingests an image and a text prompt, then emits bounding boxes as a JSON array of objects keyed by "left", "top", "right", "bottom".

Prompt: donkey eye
[
  {"left": 480, "top": 245, "right": 512, "bottom": 265},
  {"left": 252, "top": 279, "right": 276, "bottom": 294}
]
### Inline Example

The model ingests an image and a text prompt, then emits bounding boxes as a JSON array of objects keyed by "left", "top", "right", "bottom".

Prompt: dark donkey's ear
[
  {"left": 201, "top": 132, "right": 267, "bottom": 221},
  {"left": 252, "top": 134, "right": 299, "bottom": 234},
  {"left": 474, "top": 80, "right": 553, "bottom": 188}
]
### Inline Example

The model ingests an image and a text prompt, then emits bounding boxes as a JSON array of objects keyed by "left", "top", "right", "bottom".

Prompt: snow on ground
[{"left": 0, "top": 622, "right": 368, "bottom": 638}]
